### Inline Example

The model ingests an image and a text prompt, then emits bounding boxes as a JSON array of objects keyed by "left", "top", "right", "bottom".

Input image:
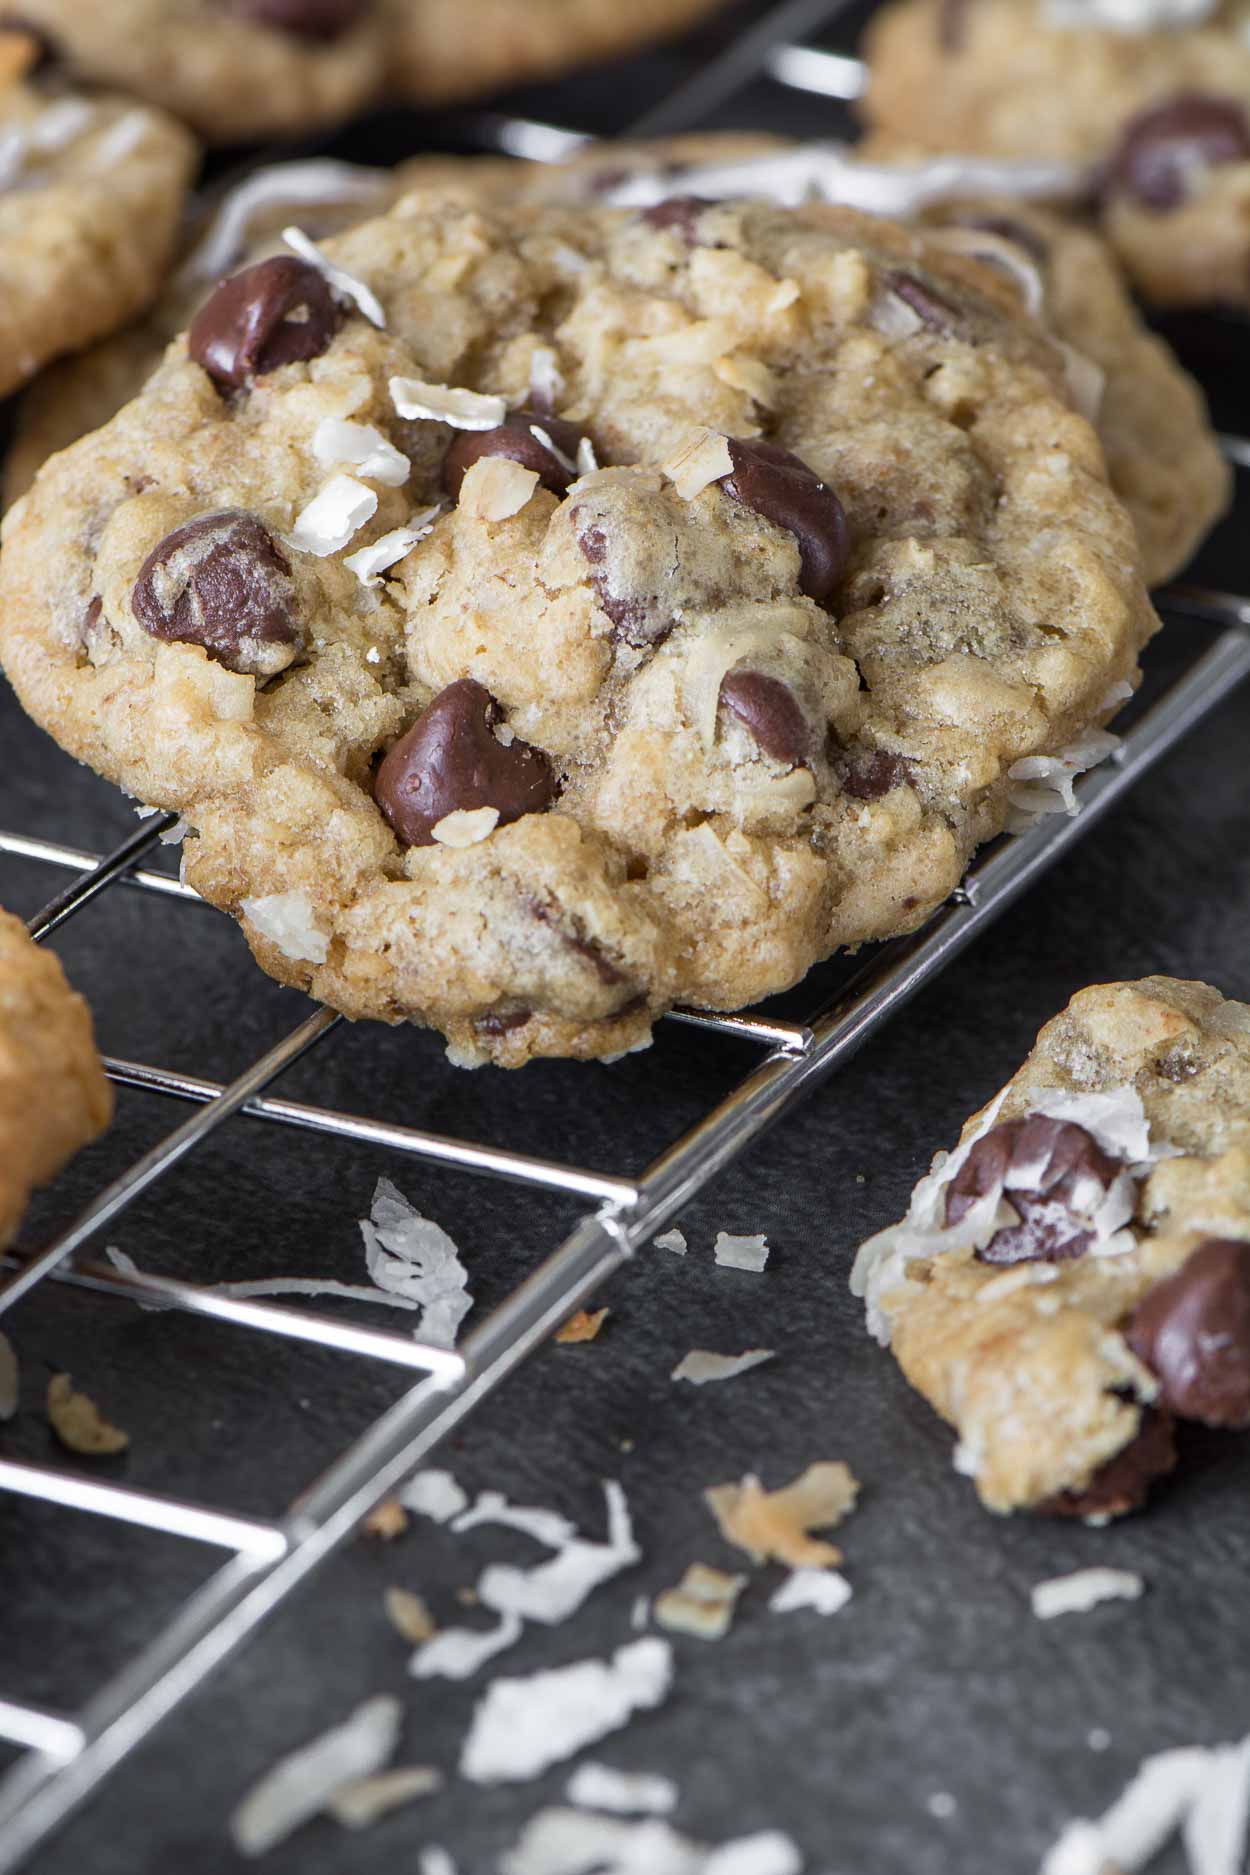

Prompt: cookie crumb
[
  {"left": 363, "top": 1499, "right": 409, "bottom": 1542},
  {"left": 46, "top": 1373, "right": 129, "bottom": 1456},
  {"left": 555, "top": 1308, "right": 609, "bottom": 1344}
]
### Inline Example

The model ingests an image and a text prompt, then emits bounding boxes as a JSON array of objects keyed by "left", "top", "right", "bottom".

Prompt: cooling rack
[{"left": 1, "top": 0, "right": 1249, "bottom": 1864}]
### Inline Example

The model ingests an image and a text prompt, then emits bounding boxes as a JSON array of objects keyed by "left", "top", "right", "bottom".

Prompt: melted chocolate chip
[
  {"left": 374, "top": 678, "right": 556, "bottom": 848},
  {"left": 442, "top": 410, "right": 585, "bottom": 501},
  {"left": 843, "top": 750, "right": 910, "bottom": 802},
  {"left": 576, "top": 520, "right": 673, "bottom": 648},
  {"left": 719, "top": 670, "right": 811, "bottom": 768},
  {"left": 887, "top": 270, "right": 963, "bottom": 336},
  {"left": 227, "top": 0, "right": 370, "bottom": 39},
  {"left": 132, "top": 512, "right": 299, "bottom": 676},
  {"left": 640, "top": 196, "right": 715, "bottom": 244},
  {"left": 189, "top": 257, "right": 342, "bottom": 393},
  {"left": 1127, "top": 1239, "right": 1250, "bottom": 1427},
  {"left": 946, "top": 1115, "right": 1123, "bottom": 1266},
  {"left": 1108, "top": 94, "right": 1250, "bottom": 212},
  {"left": 1041, "top": 1408, "right": 1176, "bottom": 1519},
  {"left": 723, "top": 439, "right": 849, "bottom": 606}
]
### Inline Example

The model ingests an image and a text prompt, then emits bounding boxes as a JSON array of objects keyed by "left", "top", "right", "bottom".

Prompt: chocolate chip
[
  {"left": 528, "top": 898, "right": 627, "bottom": 986},
  {"left": 719, "top": 670, "right": 811, "bottom": 767},
  {"left": 374, "top": 678, "right": 556, "bottom": 848},
  {"left": 640, "top": 196, "right": 715, "bottom": 243},
  {"left": 188, "top": 257, "right": 342, "bottom": 393},
  {"left": 227, "top": 0, "right": 370, "bottom": 39},
  {"left": 477, "top": 1007, "right": 532, "bottom": 1037},
  {"left": 1126, "top": 1239, "right": 1250, "bottom": 1427},
  {"left": 132, "top": 512, "right": 299, "bottom": 676},
  {"left": 946, "top": 1115, "right": 1124, "bottom": 1266},
  {"left": 442, "top": 410, "right": 586, "bottom": 502},
  {"left": 937, "top": 0, "right": 969, "bottom": 52},
  {"left": 843, "top": 750, "right": 910, "bottom": 801},
  {"left": 722, "top": 439, "right": 849, "bottom": 606},
  {"left": 1108, "top": 94, "right": 1250, "bottom": 212},
  {"left": 949, "top": 213, "right": 1050, "bottom": 265},
  {"left": 80, "top": 595, "right": 102, "bottom": 642},
  {"left": 1040, "top": 1408, "right": 1176, "bottom": 1519},
  {"left": 576, "top": 520, "right": 674, "bottom": 648},
  {"left": 886, "top": 270, "right": 963, "bottom": 336}
]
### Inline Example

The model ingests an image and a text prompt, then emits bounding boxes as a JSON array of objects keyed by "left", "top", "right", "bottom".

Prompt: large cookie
[
  {"left": 0, "top": 65, "right": 196, "bottom": 399},
  {"left": 861, "top": 0, "right": 1250, "bottom": 308},
  {"left": 852, "top": 978, "right": 1250, "bottom": 1517},
  {"left": 0, "top": 911, "right": 112, "bottom": 1250},
  {"left": 0, "top": 194, "right": 1157, "bottom": 1066}
]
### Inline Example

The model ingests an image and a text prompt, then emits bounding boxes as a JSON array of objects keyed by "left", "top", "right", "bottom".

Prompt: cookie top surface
[
  {"left": 0, "top": 73, "right": 197, "bottom": 397},
  {"left": 0, "top": 193, "right": 1157, "bottom": 1066},
  {"left": 853, "top": 977, "right": 1250, "bottom": 1513},
  {"left": 0, "top": 910, "right": 113, "bottom": 1250}
]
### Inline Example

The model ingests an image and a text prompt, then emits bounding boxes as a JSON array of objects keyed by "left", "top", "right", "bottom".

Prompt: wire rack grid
[{"left": 1, "top": 1, "right": 1249, "bottom": 1864}]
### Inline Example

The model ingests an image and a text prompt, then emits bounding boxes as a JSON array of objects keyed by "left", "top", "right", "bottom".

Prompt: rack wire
[{"left": 1, "top": 1, "right": 1249, "bottom": 1864}]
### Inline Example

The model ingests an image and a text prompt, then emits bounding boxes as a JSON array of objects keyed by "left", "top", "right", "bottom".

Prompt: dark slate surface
[{"left": 2, "top": 4, "right": 1249, "bottom": 1870}]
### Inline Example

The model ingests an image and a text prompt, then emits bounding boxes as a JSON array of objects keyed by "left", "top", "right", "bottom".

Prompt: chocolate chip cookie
[
  {"left": 0, "top": 910, "right": 112, "bottom": 1250},
  {"left": 852, "top": 977, "right": 1250, "bottom": 1517},
  {"left": 0, "top": 194, "right": 1157, "bottom": 1065},
  {"left": 861, "top": 0, "right": 1250, "bottom": 308},
  {"left": 0, "top": 55, "right": 196, "bottom": 398}
]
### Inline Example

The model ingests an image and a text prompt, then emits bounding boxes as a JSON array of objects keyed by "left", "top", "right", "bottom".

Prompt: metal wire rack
[{"left": 1, "top": 0, "right": 1249, "bottom": 1864}]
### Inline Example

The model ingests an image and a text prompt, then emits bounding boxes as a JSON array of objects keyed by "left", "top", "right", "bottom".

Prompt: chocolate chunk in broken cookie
[
  {"left": 719, "top": 670, "right": 812, "bottom": 768},
  {"left": 640, "top": 196, "right": 717, "bottom": 243},
  {"left": 945, "top": 1115, "right": 1124, "bottom": 1266},
  {"left": 722, "top": 440, "right": 849, "bottom": 605},
  {"left": 189, "top": 257, "right": 344, "bottom": 392},
  {"left": 1041, "top": 1407, "right": 1177, "bottom": 1520},
  {"left": 1127, "top": 1238, "right": 1250, "bottom": 1427},
  {"left": 226, "top": 0, "right": 372, "bottom": 39},
  {"left": 374, "top": 678, "right": 556, "bottom": 848},
  {"left": 132, "top": 511, "right": 300, "bottom": 677},
  {"left": 1108, "top": 94, "right": 1250, "bottom": 212},
  {"left": 576, "top": 519, "right": 674, "bottom": 648},
  {"left": 442, "top": 410, "right": 587, "bottom": 501}
]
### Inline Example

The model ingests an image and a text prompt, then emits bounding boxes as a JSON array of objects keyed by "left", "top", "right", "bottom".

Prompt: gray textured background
[{"left": 2, "top": 3, "right": 1249, "bottom": 1869}]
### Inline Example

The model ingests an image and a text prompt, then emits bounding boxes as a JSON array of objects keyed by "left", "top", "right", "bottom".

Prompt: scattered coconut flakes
[
  {"left": 1041, "top": 1746, "right": 1214, "bottom": 1875},
  {"left": 530, "top": 424, "right": 579, "bottom": 478},
  {"left": 215, "top": 1275, "right": 417, "bottom": 1310},
  {"left": 312, "top": 417, "right": 410, "bottom": 487},
  {"left": 231, "top": 1695, "right": 401, "bottom": 1857},
  {"left": 398, "top": 1468, "right": 468, "bottom": 1523},
  {"left": 410, "top": 1608, "right": 523, "bottom": 1681},
  {"left": 384, "top": 1585, "right": 435, "bottom": 1642},
  {"left": 663, "top": 429, "right": 735, "bottom": 501},
  {"left": 768, "top": 1568, "right": 853, "bottom": 1617},
  {"left": 238, "top": 888, "right": 331, "bottom": 966},
  {"left": 477, "top": 1481, "right": 640, "bottom": 1626},
  {"left": 565, "top": 1762, "right": 678, "bottom": 1817},
  {"left": 451, "top": 1489, "right": 578, "bottom": 1549},
  {"left": 290, "top": 474, "right": 378, "bottom": 556},
  {"left": 501, "top": 1810, "right": 801, "bottom": 1875},
  {"left": 1031, "top": 1567, "right": 1144, "bottom": 1621},
  {"left": 360, "top": 1177, "right": 473, "bottom": 1346},
  {"left": 672, "top": 1349, "right": 775, "bottom": 1386},
  {"left": 631, "top": 1595, "right": 650, "bottom": 1631},
  {"left": 343, "top": 507, "right": 440, "bottom": 587},
  {"left": 529, "top": 346, "right": 564, "bottom": 408},
  {"left": 283, "top": 224, "right": 385, "bottom": 327},
  {"left": 389, "top": 376, "right": 507, "bottom": 430},
  {"left": 431, "top": 805, "right": 501, "bottom": 848},
  {"left": 705, "top": 1463, "right": 859, "bottom": 1569},
  {"left": 1182, "top": 1738, "right": 1250, "bottom": 1875},
  {"left": 654, "top": 1229, "right": 687, "bottom": 1256},
  {"left": 714, "top": 356, "right": 777, "bottom": 406},
  {"left": 327, "top": 1765, "right": 443, "bottom": 1830},
  {"left": 1102, "top": 678, "right": 1135, "bottom": 711},
  {"left": 1006, "top": 727, "right": 1121, "bottom": 831},
  {"left": 458, "top": 454, "right": 540, "bottom": 521},
  {"left": 363, "top": 1500, "right": 409, "bottom": 1541},
  {"left": 419, "top": 1851, "right": 458, "bottom": 1875},
  {"left": 0, "top": 1331, "right": 17, "bottom": 1421},
  {"left": 654, "top": 1563, "right": 746, "bottom": 1641},
  {"left": 556, "top": 1308, "right": 610, "bottom": 1344},
  {"left": 103, "top": 1244, "right": 168, "bottom": 1312},
  {"left": 461, "top": 1637, "right": 673, "bottom": 1785},
  {"left": 46, "top": 1374, "right": 128, "bottom": 1457},
  {"left": 713, "top": 1232, "right": 769, "bottom": 1273},
  {"left": 1056, "top": 338, "right": 1106, "bottom": 423},
  {"left": 870, "top": 288, "right": 926, "bottom": 341},
  {"left": 577, "top": 436, "right": 599, "bottom": 475}
]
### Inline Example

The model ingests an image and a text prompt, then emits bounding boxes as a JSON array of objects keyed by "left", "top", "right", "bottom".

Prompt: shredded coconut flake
[
  {"left": 655, "top": 1563, "right": 747, "bottom": 1640},
  {"left": 459, "top": 455, "right": 540, "bottom": 520},
  {"left": 239, "top": 888, "right": 330, "bottom": 965},
  {"left": 1006, "top": 728, "right": 1120, "bottom": 830},
  {"left": 389, "top": 376, "right": 507, "bottom": 430},
  {"left": 326, "top": 1765, "right": 443, "bottom": 1829},
  {"left": 565, "top": 1763, "right": 678, "bottom": 1816},
  {"left": 476, "top": 1481, "right": 640, "bottom": 1626},
  {"left": 283, "top": 224, "right": 385, "bottom": 327},
  {"left": 502, "top": 1810, "right": 801, "bottom": 1875},
  {"left": 431, "top": 805, "right": 501, "bottom": 847},
  {"left": 654, "top": 1229, "right": 688, "bottom": 1256},
  {"left": 399, "top": 1469, "right": 468, "bottom": 1522},
  {"left": 360, "top": 1178, "right": 473, "bottom": 1345},
  {"left": 313, "top": 417, "right": 410, "bottom": 486},
  {"left": 705, "top": 1463, "right": 859, "bottom": 1568},
  {"left": 410, "top": 1608, "right": 523, "bottom": 1680},
  {"left": 672, "top": 1348, "right": 775, "bottom": 1386},
  {"left": 451, "top": 1489, "right": 578, "bottom": 1549},
  {"left": 713, "top": 1232, "right": 770, "bottom": 1273},
  {"left": 529, "top": 346, "right": 564, "bottom": 408},
  {"left": 460, "top": 1638, "right": 673, "bottom": 1784},
  {"left": 663, "top": 429, "right": 735, "bottom": 501},
  {"left": 184, "top": 161, "right": 385, "bottom": 283},
  {"left": 1040, "top": 1746, "right": 1216, "bottom": 1875},
  {"left": 0, "top": 1332, "right": 17, "bottom": 1421},
  {"left": 768, "top": 1568, "right": 853, "bottom": 1617},
  {"left": 343, "top": 508, "right": 440, "bottom": 586},
  {"left": 290, "top": 474, "right": 378, "bottom": 556},
  {"left": 1031, "top": 1568, "right": 1144, "bottom": 1620},
  {"left": 231, "top": 1695, "right": 402, "bottom": 1856}
]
